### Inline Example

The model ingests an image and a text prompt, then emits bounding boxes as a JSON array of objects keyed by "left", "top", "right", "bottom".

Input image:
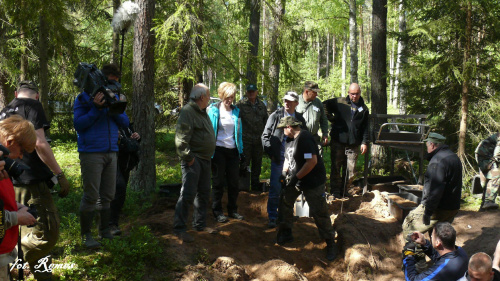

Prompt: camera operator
[
  {"left": 1, "top": 80, "right": 69, "bottom": 281},
  {"left": 0, "top": 115, "right": 37, "bottom": 280},
  {"left": 74, "top": 63, "right": 129, "bottom": 249}
]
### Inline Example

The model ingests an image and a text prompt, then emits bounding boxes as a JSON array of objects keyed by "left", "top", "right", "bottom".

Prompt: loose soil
[{"left": 142, "top": 186, "right": 500, "bottom": 281}]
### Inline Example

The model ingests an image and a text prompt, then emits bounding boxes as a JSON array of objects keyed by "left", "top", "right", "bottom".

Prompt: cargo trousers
[{"left": 15, "top": 181, "right": 60, "bottom": 281}]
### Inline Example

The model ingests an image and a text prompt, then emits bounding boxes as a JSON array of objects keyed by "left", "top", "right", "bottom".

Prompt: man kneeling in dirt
[
  {"left": 402, "top": 222, "right": 468, "bottom": 281},
  {"left": 276, "top": 116, "right": 337, "bottom": 261}
]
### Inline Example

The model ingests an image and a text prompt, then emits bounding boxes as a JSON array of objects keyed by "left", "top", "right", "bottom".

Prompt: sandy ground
[{"left": 142, "top": 187, "right": 500, "bottom": 281}]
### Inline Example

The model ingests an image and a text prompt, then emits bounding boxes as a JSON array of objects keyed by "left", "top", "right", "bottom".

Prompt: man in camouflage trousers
[
  {"left": 475, "top": 133, "right": 500, "bottom": 210},
  {"left": 236, "top": 84, "right": 268, "bottom": 191}
]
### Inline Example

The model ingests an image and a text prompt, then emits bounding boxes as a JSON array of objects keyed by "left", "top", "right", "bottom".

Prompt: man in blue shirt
[{"left": 402, "top": 222, "right": 468, "bottom": 281}]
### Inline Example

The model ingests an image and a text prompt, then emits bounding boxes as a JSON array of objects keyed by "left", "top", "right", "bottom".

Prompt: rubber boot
[
  {"left": 99, "top": 209, "right": 114, "bottom": 240},
  {"left": 325, "top": 239, "right": 338, "bottom": 261},
  {"left": 80, "top": 211, "right": 101, "bottom": 249}
]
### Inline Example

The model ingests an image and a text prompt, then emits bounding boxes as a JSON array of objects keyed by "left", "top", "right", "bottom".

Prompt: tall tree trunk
[
  {"left": 458, "top": 0, "right": 472, "bottom": 159},
  {"left": 341, "top": 34, "right": 347, "bottom": 94},
  {"left": 112, "top": 0, "right": 121, "bottom": 64},
  {"left": 371, "top": 0, "right": 387, "bottom": 115},
  {"left": 349, "top": 0, "right": 358, "bottom": 83},
  {"left": 246, "top": 0, "right": 260, "bottom": 85},
  {"left": 394, "top": 0, "right": 406, "bottom": 113},
  {"left": 38, "top": 14, "right": 50, "bottom": 121},
  {"left": 326, "top": 31, "right": 330, "bottom": 78},
  {"left": 261, "top": 1, "right": 267, "bottom": 95},
  {"left": 0, "top": 24, "right": 7, "bottom": 107},
  {"left": 332, "top": 35, "right": 336, "bottom": 72},
  {"left": 130, "top": 0, "right": 156, "bottom": 194},
  {"left": 389, "top": 31, "right": 395, "bottom": 107},
  {"left": 370, "top": 0, "right": 388, "bottom": 169},
  {"left": 359, "top": 4, "right": 364, "bottom": 66},
  {"left": 316, "top": 36, "right": 320, "bottom": 81},
  {"left": 20, "top": 21, "right": 28, "bottom": 81},
  {"left": 267, "top": 0, "right": 285, "bottom": 112}
]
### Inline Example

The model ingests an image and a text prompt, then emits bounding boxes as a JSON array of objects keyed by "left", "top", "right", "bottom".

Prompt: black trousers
[
  {"left": 110, "top": 164, "right": 130, "bottom": 226},
  {"left": 212, "top": 146, "right": 240, "bottom": 216}
]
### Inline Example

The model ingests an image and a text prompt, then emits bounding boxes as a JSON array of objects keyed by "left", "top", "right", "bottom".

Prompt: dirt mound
[{"left": 143, "top": 189, "right": 500, "bottom": 280}]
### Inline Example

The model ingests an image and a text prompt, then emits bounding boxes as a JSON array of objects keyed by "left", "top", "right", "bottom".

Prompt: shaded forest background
[{"left": 1, "top": 0, "right": 500, "bottom": 192}]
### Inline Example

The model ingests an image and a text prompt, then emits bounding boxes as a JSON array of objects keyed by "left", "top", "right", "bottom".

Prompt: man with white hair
[{"left": 173, "top": 84, "right": 217, "bottom": 242}]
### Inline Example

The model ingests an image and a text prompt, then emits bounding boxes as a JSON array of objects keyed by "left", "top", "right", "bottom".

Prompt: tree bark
[
  {"left": 458, "top": 0, "right": 472, "bottom": 159},
  {"left": 261, "top": 1, "right": 267, "bottom": 95},
  {"left": 370, "top": 0, "right": 388, "bottom": 170},
  {"left": 267, "top": 0, "right": 285, "bottom": 112},
  {"left": 316, "top": 36, "right": 320, "bottom": 81},
  {"left": 394, "top": 0, "right": 406, "bottom": 113},
  {"left": 246, "top": 0, "right": 261, "bottom": 85},
  {"left": 20, "top": 21, "right": 28, "bottom": 81},
  {"left": 326, "top": 31, "right": 330, "bottom": 78},
  {"left": 112, "top": 0, "right": 121, "bottom": 64},
  {"left": 130, "top": 0, "right": 156, "bottom": 194},
  {"left": 341, "top": 34, "right": 347, "bottom": 94},
  {"left": 349, "top": 0, "right": 358, "bottom": 83},
  {"left": 38, "top": 14, "right": 50, "bottom": 121},
  {"left": 371, "top": 0, "right": 387, "bottom": 116},
  {"left": 332, "top": 35, "right": 336, "bottom": 71}
]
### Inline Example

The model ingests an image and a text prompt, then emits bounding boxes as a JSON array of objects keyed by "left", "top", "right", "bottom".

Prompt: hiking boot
[
  {"left": 176, "top": 232, "right": 194, "bottom": 243},
  {"left": 268, "top": 219, "right": 277, "bottom": 228},
  {"left": 82, "top": 233, "right": 101, "bottom": 249},
  {"left": 109, "top": 225, "right": 122, "bottom": 236},
  {"left": 325, "top": 239, "right": 337, "bottom": 261},
  {"left": 229, "top": 213, "right": 244, "bottom": 220},
  {"left": 482, "top": 201, "right": 499, "bottom": 210},
  {"left": 215, "top": 214, "right": 229, "bottom": 223},
  {"left": 277, "top": 228, "right": 294, "bottom": 245}
]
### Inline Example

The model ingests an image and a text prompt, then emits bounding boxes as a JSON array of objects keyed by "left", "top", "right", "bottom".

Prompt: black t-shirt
[
  {"left": 1, "top": 98, "right": 53, "bottom": 184},
  {"left": 285, "top": 130, "right": 326, "bottom": 189}
]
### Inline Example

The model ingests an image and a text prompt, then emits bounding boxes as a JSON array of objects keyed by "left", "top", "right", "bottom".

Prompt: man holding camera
[
  {"left": 402, "top": 222, "right": 468, "bottom": 281},
  {"left": 0, "top": 115, "right": 38, "bottom": 281},
  {"left": 74, "top": 64, "right": 129, "bottom": 249},
  {"left": 0, "top": 81, "right": 69, "bottom": 280}
]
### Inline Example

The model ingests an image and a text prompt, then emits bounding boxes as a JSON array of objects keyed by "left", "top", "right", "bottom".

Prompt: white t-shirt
[{"left": 216, "top": 107, "right": 236, "bottom": 149}]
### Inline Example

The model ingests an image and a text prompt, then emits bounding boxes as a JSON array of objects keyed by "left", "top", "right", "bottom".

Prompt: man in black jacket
[
  {"left": 323, "top": 83, "right": 369, "bottom": 198},
  {"left": 261, "top": 91, "right": 306, "bottom": 228},
  {"left": 402, "top": 132, "right": 462, "bottom": 237}
]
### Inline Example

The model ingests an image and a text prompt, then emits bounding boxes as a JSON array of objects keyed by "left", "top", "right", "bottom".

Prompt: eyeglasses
[{"left": 349, "top": 92, "right": 361, "bottom": 96}]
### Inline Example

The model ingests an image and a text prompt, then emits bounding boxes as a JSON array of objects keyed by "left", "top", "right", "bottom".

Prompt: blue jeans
[{"left": 267, "top": 155, "right": 284, "bottom": 220}]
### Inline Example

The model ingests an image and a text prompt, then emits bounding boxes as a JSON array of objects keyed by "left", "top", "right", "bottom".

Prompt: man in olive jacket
[
  {"left": 173, "top": 83, "right": 216, "bottom": 242},
  {"left": 323, "top": 83, "right": 369, "bottom": 198}
]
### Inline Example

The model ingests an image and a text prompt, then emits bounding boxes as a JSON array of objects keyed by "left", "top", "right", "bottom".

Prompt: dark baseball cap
[
  {"left": 246, "top": 84, "right": 258, "bottom": 91},
  {"left": 277, "top": 116, "right": 302, "bottom": 128},
  {"left": 304, "top": 81, "right": 320, "bottom": 92},
  {"left": 17, "top": 80, "right": 39, "bottom": 92}
]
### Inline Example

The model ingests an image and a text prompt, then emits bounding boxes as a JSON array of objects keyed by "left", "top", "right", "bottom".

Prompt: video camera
[
  {"left": 0, "top": 145, "right": 30, "bottom": 179},
  {"left": 73, "top": 62, "right": 127, "bottom": 115}
]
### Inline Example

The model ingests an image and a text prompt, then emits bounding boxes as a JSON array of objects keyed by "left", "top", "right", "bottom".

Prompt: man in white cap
[{"left": 261, "top": 91, "right": 306, "bottom": 228}]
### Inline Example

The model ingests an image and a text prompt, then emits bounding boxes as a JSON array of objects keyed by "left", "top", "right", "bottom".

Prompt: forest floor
[{"left": 140, "top": 185, "right": 500, "bottom": 281}]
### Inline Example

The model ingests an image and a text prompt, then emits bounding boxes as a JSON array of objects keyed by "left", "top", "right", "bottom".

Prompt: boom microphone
[{"left": 111, "top": 1, "right": 140, "bottom": 34}]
